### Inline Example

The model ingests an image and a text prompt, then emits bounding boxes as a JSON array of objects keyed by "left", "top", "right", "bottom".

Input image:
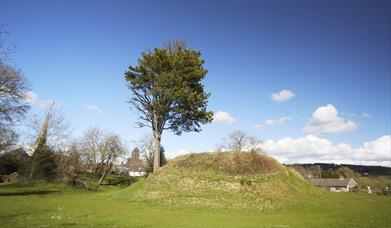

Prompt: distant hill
[
  {"left": 288, "top": 163, "right": 391, "bottom": 177},
  {"left": 119, "top": 152, "right": 322, "bottom": 209},
  {"left": 287, "top": 163, "right": 391, "bottom": 191}
]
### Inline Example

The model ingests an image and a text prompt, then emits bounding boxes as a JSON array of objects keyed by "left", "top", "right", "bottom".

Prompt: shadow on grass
[{"left": 0, "top": 190, "right": 59, "bottom": 196}]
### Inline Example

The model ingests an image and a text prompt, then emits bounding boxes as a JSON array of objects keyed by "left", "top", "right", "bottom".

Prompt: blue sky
[{"left": 1, "top": 0, "right": 390, "bottom": 165}]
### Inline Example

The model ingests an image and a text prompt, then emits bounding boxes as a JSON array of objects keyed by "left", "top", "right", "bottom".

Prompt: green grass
[
  {"left": 0, "top": 182, "right": 390, "bottom": 227},
  {"left": 1, "top": 153, "right": 390, "bottom": 227}
]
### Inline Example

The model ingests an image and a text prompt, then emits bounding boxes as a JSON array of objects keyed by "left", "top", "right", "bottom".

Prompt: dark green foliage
[
  {"left": 29, "top": 117, "right": 57, "bottom": 180},
  {"left": 289, "top": 163, "right": 391, "bottom": 177},
  {"left": 160, "top": 146, "right": 167, "bottom": 167},
  {"left": 30, "top": 142, "right": 57, "bottom": 180},
  {"left": 320, "top": 170, "right": 339, "bottom": 178},
  {"left": 0, "top": 148, "right": 30, "bottom": 175},
  {"left": 125, "top": 41, "right": 213, "bottom": 172},
  {"left": 124, "top": 42, "right": 213, "bottom": 134},
  {"left": 145, "top": 146, "right": 167, "bottom": 174}
]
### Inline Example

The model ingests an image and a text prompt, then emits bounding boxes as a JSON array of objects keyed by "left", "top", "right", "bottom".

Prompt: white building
[{"left": 308, "top": 178, "right": 358, "bottom": 192}]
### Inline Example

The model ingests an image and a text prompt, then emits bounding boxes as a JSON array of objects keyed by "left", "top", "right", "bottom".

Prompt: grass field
[{"left": 1, "top": 181, "right": 390, "bottom": 227}]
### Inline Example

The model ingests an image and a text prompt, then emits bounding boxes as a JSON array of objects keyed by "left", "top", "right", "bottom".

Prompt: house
[
  {"left": 126, "top": 148, "right": 145, "bottom": 177},
  {"left": 308, "top": 178, "right": 357, "bottom": 192}
]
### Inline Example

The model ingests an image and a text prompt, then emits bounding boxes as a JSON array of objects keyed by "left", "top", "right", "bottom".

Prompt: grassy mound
[{"left": 121, "top": 152, "right": 322, "bottom": 209}]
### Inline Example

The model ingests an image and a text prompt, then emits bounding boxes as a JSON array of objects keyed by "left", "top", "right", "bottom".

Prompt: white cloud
[
  {"left": 304, "top": 104, "right": 357, "bottom": 134},
  {"left": 179, "top": 148, "right": 190, "bottom": 154},
  {"left": 23, "top": 91, "right": 59, "bottom": 109},
  {"left": 213, "top": 111, "right": 235, "bottom": 124},
  {"left": 85, "top": 105, "right": 102, "bottom": 113},
  {"left": 167, "top": 148, "right": 191, "bottom": 159},
  {"left": 354, "top": 135, "right": 391, "bottom": 162},
  {"left": 271, "top": 89, "right": 295, "bottom": 103},
  {"left": 254, "top": 124, "right": 262, "bottom": 130},
  {"left": 362, "top": 112, "right": 371, "bottom": 118},
  {"left": 23, "top": 91, "right": 38, "bottom": 105},
  {"left": 265, "top": 116, "right": 292, "bottom": 126},
  {"left": 261, "top": 135, "right": 391, "bottom": 167}
]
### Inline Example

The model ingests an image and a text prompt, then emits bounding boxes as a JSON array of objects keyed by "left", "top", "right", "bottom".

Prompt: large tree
[
  {"left": 0, "top": 30, "right": 29, "bottom": 152},
  {"left": 125, "top": 41, "right": 213, "bottom": 172}
]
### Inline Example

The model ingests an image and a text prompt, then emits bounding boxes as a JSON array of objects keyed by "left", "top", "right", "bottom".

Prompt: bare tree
[
  {"left": 0, "top": 62, "right": 29, "bottom": 128},
  {"left": 96, "top": 133, "right": 126, "bottom": 187},
  {"left": 78, "top": 127, "right": 127, "bottom": 181},
  {"left": 217, "top": 130, "right": 262, "bottom": 153},
  {"left": 247, "top": 135, "right": 263, "bottom": 153},
  {"left": 136, "top": 134, "right": 167, "bottom": 174},
  {"left": 0, "top": 29, "right": 29, "bottom": 151},
  {"left": 228, "top": 130, "right": 248, "bottom": 152},
  {"left": 25, "top": 102, "right": 71, "bottom": 152},
  {"left": 0, "top": 128, "right": 17, "bottom": 153},
  {"left": 136, "top": 134, "right": 154, "bottom": 167},
  {"left": 79, "top": 127, "right": 106, "bottom": 173}
]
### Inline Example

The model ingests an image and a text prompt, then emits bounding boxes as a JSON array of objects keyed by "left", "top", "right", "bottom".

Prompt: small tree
[
  {"left": 29, "top": 115, "right": 57, "bottom": 180},
  {"left": 217, "top": 130, "right": 262, "bottom": 153},
  {"left": 96, "top": 134, "right": 126, "bottom": 187},
  {"left": 26, "top": 102, "right": 71, "bottom": 152},
  {"left": 228, "top": 130, "right": 248, "bottom": 152},
  {"left": 125, "top": 41, "right": 213, "bottom": 172},
  {"left": 79, "top": 127, "right": 106, "bottom": 174}
]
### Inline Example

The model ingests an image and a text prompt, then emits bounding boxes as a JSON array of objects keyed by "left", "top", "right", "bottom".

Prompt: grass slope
[
  {"left": 1, "top": 152, "right": 390, "bottom": 227},
  {"left": 118, "top": 152, "right": 322, "bottom": 209},
  {"left": 0, "top": 182, "right": 391, "bottom": 227}
]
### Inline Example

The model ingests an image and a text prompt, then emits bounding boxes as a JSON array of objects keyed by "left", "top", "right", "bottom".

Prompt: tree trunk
[
  {"left": 153, "top": 131, "right": 161, "bottom": 173},
  {"left": 97, "top": 162, "right": 112, "bottom": 187}
]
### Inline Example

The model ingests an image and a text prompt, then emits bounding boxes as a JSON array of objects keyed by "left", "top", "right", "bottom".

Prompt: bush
[{"left": 30, "top": 143, "right": 57, "bottom": 180}]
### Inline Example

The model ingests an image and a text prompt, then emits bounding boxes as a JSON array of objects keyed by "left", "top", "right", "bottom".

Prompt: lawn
[{"left": 0, "top": 182, "right": 390, "bottom": 227}]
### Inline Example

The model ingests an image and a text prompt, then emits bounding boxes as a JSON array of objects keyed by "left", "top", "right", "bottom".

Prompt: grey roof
[{"left": 308, "top": 178, "right": 357, "bottom": 187}]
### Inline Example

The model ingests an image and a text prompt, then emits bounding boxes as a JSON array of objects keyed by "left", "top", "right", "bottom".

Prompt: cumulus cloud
[
  {"left": 271, "top": 89, "right": 295, "bottom": 103},
  {"left": 23, "top": 91, "right": 38, "bottom": 105},
  {"left": 265, "top": 116, "right": 292, "bottom": 126},
  {"left": 262, "top": 135, "right": 391, "bottom": 166},
  {"left": 213, "top": 111, "right": 235, "bottom": 124},
  {"left": 85, "top": 105, "right": 102, "bottom": 113},
  {"left": 354, "top": 135, "right": 390, "bottom": 162},
  {"left": 304, "top": 104, "right": 357, "bottom": 134}
]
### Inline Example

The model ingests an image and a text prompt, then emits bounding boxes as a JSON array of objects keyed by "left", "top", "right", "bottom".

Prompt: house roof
[{"left": 308, "top": 178, "right": 357, "bottom": 187}]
